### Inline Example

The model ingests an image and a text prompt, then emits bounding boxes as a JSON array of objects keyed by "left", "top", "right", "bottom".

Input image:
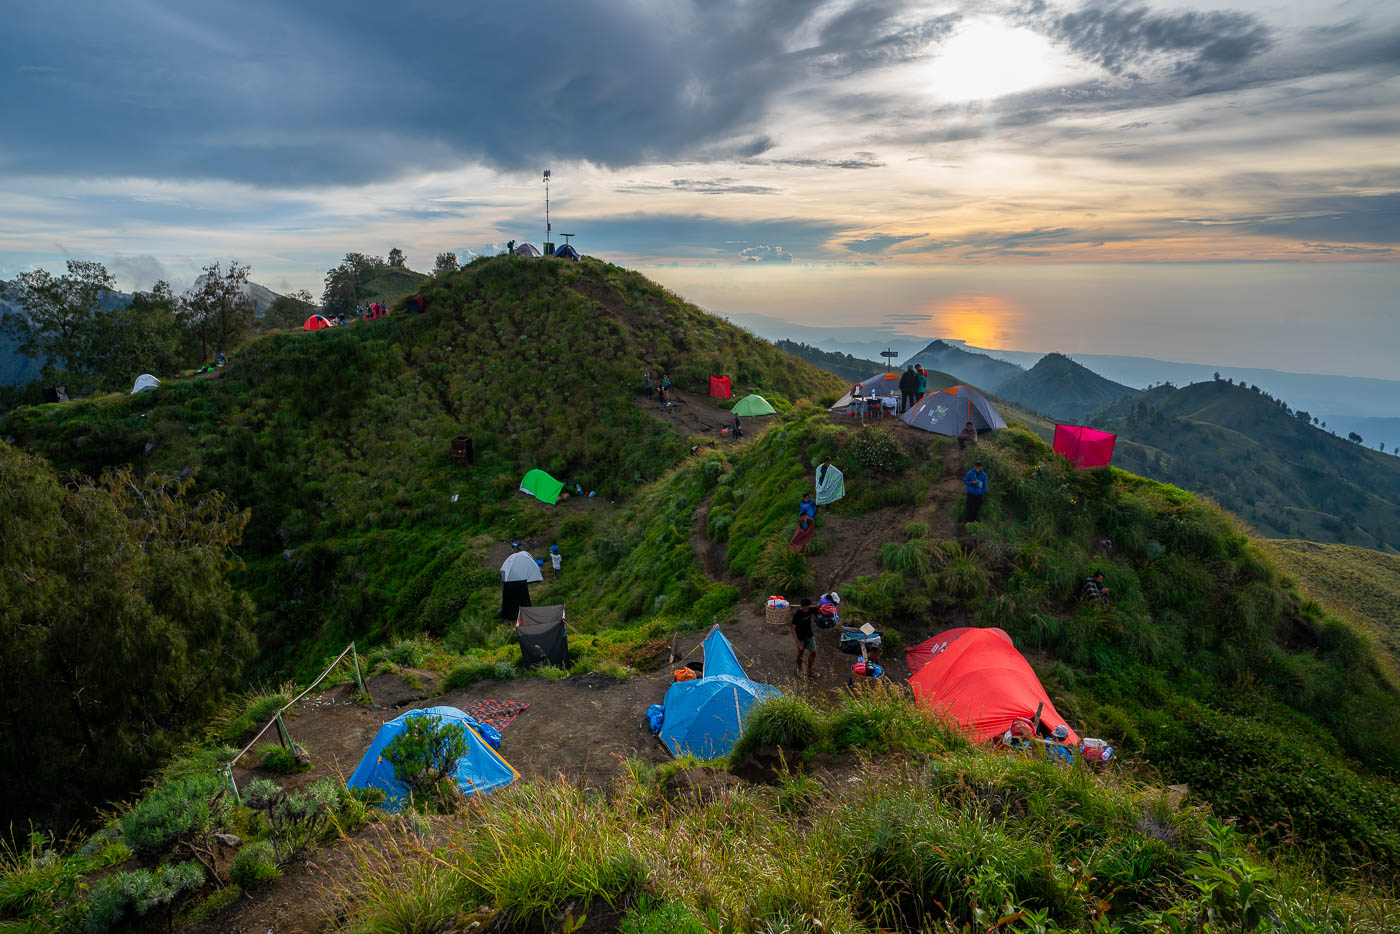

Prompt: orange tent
[
  {"left": 908, "top": 628, "right": 1079, "bottom": 744},
  {"left": 303, "top": 314, "right": 334, "bottom": 331}
]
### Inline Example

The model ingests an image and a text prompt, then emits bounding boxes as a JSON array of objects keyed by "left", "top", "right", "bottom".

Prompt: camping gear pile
[
  {"left": 764, "top": 595, "right": 789, "bottom": 626},
  {"left": 648, "top": 626, "right": 779, "bottom": 759}
]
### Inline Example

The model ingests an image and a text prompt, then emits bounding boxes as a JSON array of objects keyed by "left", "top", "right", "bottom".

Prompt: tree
[
  {"left": 1348, "top": 432, "right": 1363, "bottom": 444},
  {"left": 184, "top": 261, "right": 255, "bottom": 360},
  {"left": 0, "top": 259, "right": 117, "bottom": 392},
  {"left": 388, "top": 247, "right": 406, "bottom": 268},
  {"left": 1213, "top": 371, "right": 1221, "bottom": 381},
  {"left": 433, "top": 252, "right": 459, "bottom": 275},
  {"left": 0, "top": 445, "right": 255, "bottom": 828},
  {"left": 89, "top": 281, "right": 191, "bottom": 386},
  {"left": 1295, "top": 410, "right": 1312, "bottom": 424},
  {"left": 321, "top": 262, "right": 359, "bottom": 319},
  {"left": 263, "top": 289, "right": 316, "bottom": 329}
]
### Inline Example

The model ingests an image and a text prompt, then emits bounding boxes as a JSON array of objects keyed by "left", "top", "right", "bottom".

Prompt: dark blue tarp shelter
[
  {"left": 656, "top": 627, "right": 778, "bottom": 759},
  {"left": 346, "top": 706, "right": 517, "bottom": 808},
  {"left": 553, "top": 243, "right": 581, "bottom": 260}
]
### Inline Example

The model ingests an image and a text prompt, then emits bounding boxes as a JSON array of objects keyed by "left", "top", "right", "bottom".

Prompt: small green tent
[
  {"left": 731, "top": 394, "right": 777, "bottom": 416},
  {"left": 520, "top": 469, "right": 565, "bottom": 505}
]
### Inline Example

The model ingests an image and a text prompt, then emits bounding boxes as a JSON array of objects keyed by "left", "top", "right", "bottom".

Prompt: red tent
[
  {"left": 708, "top": 375, "right": 732, "bottom": 399},
  {"left": 303, "top": 314, "right": 333, "bottom": 331},
  {"left": 908, "top": 628, "right": 1079, "bottom": 744},
  {"left": 1053, "top": 425, "right": 1117, "bottom": 469}
]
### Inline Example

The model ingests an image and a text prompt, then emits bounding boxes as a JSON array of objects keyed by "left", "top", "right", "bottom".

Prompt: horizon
[{"left": 2, "top": 0, "right": 1397, "bottom": 379}]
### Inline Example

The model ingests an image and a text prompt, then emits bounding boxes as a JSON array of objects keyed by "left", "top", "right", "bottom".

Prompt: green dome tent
[
  {"left": 731, "top": 394, "right": 777, "bottom": 416},
  {"left": 519, "top": 468, "right": 565, "bottom": 505}
]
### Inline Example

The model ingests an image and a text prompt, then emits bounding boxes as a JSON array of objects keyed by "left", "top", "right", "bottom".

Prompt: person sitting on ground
[
  {"left": 798, "top": 492, "right": 817, "bottom": 519},
  {"left": 847, "top": 645, "right": 884, "bottom": 690},
  {"left": 957, "top": 421, "right": 979, "bottom": 450},
  {"left": 1082, "top": 570, "right": 1110, "bottom": 604},
  {"left": 790, "top": 598, "right": 819, "bottom": 680}
]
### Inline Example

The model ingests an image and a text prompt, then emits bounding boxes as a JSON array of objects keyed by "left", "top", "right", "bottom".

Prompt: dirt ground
[{"left": 197, "top": 404, "right": 972, "bottom": 932}]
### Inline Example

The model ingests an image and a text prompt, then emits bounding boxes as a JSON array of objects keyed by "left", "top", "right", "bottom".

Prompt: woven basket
[{"left": 764, "top": 604, "right": 789, "bottom": 626}]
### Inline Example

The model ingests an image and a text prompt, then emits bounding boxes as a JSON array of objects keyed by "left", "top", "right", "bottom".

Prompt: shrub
[
  {"left": 243, "top": 778, "right": 343, "bottom": 862},
  {"left": 229, "top": 840, "right": 280, "bottom": 888},
  {"left": 621, "top": 899, "right": 711, "bottom": 934},
  {"left": 212, "top": 686, "right": 292, "bottom": 744},
  {"left": 256, "top": 743, "right": 307, "bottom": 774},
  {"left": 880, "top": 537, "right": 935, "bottom": 579},
  {"left": 728, "top": 695, "right": 826, "bottom": 765},
  {"left": 120, "top": 774, "right": 220, "bottom": 857},
  {"left": 84, "top": 861, "right": 204, "bottom": 933},
  {"left": 847, "top": 425, "right": 911, "bottom": 474},
  {"left": 179, "top": 884, "right": 242, "bottom": 924},
  {"left": 751, "top": 540, "right": 812, "bottom": 594},
  {"left": 382, "top": 716, "right": 469, "bottom": 800},
  {"left": 936, "top": 544, "right": 989, "bottom": 601}
]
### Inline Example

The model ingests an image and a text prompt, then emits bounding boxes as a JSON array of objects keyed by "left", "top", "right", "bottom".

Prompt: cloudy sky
[{"left": 2, "top": 0, "right": 1397, "bottom": 375}]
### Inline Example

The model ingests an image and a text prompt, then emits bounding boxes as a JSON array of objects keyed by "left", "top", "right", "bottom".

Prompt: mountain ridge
[{"left": 995, "top": 351, "right": 1135, "bottom": 422}]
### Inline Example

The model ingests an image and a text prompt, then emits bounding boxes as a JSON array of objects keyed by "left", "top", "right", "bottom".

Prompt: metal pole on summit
[{"left": 543, "top": 169, "right": 551, "bottom": 249}]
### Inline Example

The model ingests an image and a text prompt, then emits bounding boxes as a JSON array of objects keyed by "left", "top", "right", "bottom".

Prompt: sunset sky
[{"left": 2, "top": 0, "right": 1397, "bottom": 375}]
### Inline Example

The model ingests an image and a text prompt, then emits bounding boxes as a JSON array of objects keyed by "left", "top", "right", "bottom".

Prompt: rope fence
[{"left": 223, "top": 641, "right": 369, "bottom": 802}]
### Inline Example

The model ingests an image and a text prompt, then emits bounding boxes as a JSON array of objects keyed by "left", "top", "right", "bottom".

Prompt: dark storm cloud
[
  {"left": 1019, "top": 0, "right": 1274, "bottom": 80},
  {"left": 0, "top": 0, "right": 948, "bottom": 187}
]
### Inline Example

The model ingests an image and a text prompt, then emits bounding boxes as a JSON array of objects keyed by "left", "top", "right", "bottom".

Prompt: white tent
[
  {"left": 131, "top": 374, "right": 160, "bottom": 394},
  {"left": 500, "top": 550, "right": 544, "bottom": 583},
  {"left": 513, "top": 243, "right": 542, "bottom": 257}
]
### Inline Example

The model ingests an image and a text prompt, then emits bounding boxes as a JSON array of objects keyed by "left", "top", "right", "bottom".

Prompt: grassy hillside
[
  {"left": 1, "top": 255, "right": 842, "bottom": 683},
  {"left": 905, "top": 339, "right": 1024, "bottom": 390},
  {"left": 997, "top": 352, "right": 1134, "bottom": 422},
  {"left": 1268, "top": 539, "right": 1400, "bottom": 663},
  {"left": 774, "top": 339, "right": 893, "bottom": 384},
  {"left": 1094, "top": 381, "right": 1400, "bottom": 550},
  {"left": 359, "top": 264, "right": 428, "bottom": 306}
]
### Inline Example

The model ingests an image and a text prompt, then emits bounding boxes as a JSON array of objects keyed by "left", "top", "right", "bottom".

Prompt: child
[{"left": 549, "top": 545, "right": 562, "bottom": 578}]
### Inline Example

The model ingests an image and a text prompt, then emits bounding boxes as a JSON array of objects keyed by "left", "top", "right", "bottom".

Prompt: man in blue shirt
[{"left": 964, "top": 461, "right": 988, "bottom": 522}]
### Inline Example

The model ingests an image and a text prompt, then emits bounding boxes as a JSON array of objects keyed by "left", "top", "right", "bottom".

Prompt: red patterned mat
[{"left": 462, "top": 699, "right": 530, "bottom": 732}]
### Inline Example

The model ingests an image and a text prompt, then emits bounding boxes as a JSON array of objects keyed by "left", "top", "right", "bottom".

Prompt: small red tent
[
  {"left": 908, "top": 628, "right": 1079, "bottom": 744},
  {"left": 303, "top": 314, "right": 333, "bottom": 331},
  {"left": 708, "top": 375, "right": 732, "bottom": 399},
  {"left": 1053, "top": 425, "right": 1117, "bottom": 469}
]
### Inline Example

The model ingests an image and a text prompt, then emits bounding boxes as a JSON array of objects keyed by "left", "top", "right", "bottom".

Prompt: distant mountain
[
  {"left": 1094, "top": 379, "right": 1400, "bottom": 551},
  {"left": 904, "top": 340, "right": 1025, "bottom": 391},
  {"left": 774, "top": 340, "right": 893, "bottom": 384},
  {"left": 996, "top": 353, "right": 1135, "bottom": 422},
  {"left": 187, "top": 276, "right": 284, "bottom": 316}
]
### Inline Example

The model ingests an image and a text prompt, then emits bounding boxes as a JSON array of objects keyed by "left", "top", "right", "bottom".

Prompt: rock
[{"left": 214, "top": 832, "right": 242, "bottom": 848}]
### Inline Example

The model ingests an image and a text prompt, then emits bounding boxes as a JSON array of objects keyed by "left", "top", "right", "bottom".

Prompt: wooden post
[{"left": 1031, "top": 701, "right": 1044, "bottom": 738}]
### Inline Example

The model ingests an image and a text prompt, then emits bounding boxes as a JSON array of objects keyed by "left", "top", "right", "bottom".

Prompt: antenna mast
[{"left": 543, "top": 169, "right": 551, "bottom": 247}]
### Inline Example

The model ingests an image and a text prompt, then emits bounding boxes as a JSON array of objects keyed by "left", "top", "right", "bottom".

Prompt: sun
[
  {"left": 922, "top": 293, "right": 1022, "bottom": 348},
  {"left": 923, "top": 17, "right": 1085, "bottom": 103}
]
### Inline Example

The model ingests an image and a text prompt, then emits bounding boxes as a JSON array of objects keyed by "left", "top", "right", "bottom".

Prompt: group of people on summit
[{"left": 897, "top": 364, "right": 930, "bottom": 413}]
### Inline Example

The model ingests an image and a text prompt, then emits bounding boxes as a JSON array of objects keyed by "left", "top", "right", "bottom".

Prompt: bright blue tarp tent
[
  {"left": 346, "top": 706, "right": 517, "bottom": 808},
  {"left": 657, "top": 627, "right": 779, "bottom": 759}
]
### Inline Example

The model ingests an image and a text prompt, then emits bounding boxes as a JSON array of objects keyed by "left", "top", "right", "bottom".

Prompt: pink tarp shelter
[{"left": 1053, "top": 425, "right": 1117, "bottom": 469}]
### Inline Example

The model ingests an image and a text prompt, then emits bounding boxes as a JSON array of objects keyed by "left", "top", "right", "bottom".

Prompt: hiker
[
  {"left": 790, "top": 598, "right": 818, "bottom": 679},
  {"left": 916, "top": 364, "right": 927, "bottom": 400},
  {"left": 848, "top": 646, "right": 884, "bottom": 690},
  {"left": 957, "top": 421, "right": 979, "bottom": 450},
  {"left": 550, "top": 545, "right": 562, "bottom": 579},
  {"left": 659, "top": 374, "right": 672, "bottom": 405},
  {"left": 732, "top": 414, "right": 743, "bottom": 438},
  {"left": 964, "top": 461, "right": 988, "bottom": 522},
  {"left": 1082, "top": 570, "right": 1110, "bottom": 604},
  {"left": 816, "top": 456, "right": 845, "bottom": 507},
  {"left": 798, "top": 492, "right": 816, "bottom": 520},
  {"left": 643, "top": 371, "right": 654, "bottom": 398},
  {"left": 216, "top": 352, "right": 227, "bottom": 367},
  {"left": 898, "top": 365, "right": 919, "bottom": 414}
]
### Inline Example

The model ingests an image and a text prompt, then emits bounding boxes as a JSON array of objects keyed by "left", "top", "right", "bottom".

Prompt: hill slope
[
  {"left": 1267, "top": 539, "right": 1400, "bottom": 663},
  {"left": 997, "top": 352, "right": 1134, "bottom": 422},
  {"left": 1095, "top": 380, "right": 1400, "bottom": 550},
  {"left": 904, "top": 339, "right": 1024, "bottom": 390},
  {"left": 774, "top": 338, "right": 892, "bottom": 384}
]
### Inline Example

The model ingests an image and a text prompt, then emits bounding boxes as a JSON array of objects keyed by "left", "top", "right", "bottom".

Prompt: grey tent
[
  {"left": 516, "top": 605, "right": 568, "bottom": 667},
  {"left": 513, "top": 242, "right": 542, "bottom": 257},
  {"left": 499, "top": 550, "right": 543, "bottom": 620},
  {"left": 830, "top": 371, "right": 901, "bottom": 411},
  {"left": 900, "top": 384, "right": 1006, "bottom": 436},
  {"left": 131, "top": 374, "right": 160, "bottom": 394}
]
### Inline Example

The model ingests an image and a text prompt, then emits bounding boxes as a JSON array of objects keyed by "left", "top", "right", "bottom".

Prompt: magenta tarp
[{"left": 1054, "top": 425, "right": 1117, "bottom": 469}]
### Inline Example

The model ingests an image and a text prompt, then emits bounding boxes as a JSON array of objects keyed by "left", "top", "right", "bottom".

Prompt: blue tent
[
  {"left": 553, "top": 243, "right": 581, "bottom": 260},
  {"left": 347, "top": 706, "right": 517, "bottom": 807},
  {"left": 657, "top": 627, "right": 779, "bottom": 759}
]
